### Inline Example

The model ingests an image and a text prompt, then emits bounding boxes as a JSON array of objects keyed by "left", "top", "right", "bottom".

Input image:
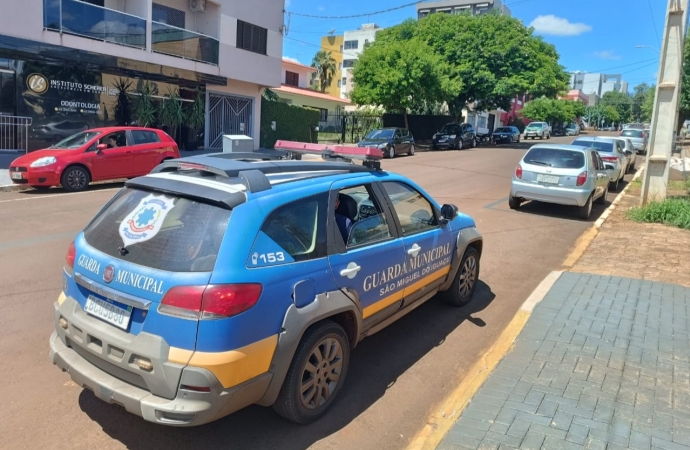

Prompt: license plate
[
  {"left": 537, "top": 174, "right": 559, "bottom": 184},
  {"left": 11, "top": 172, "right": 22, "bottom": 180},
  {"left": 84, "top": 295, "right": 132, "bottom": 330}
]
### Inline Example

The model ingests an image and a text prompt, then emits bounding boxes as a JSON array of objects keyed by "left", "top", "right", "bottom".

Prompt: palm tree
[{"left": 311, "top": 50, "right": 337, "bottom": 93}]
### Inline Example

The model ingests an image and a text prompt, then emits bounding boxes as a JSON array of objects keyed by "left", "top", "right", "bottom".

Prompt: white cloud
[
  {"left": 317, "top": 5, "right": 325, "bottom": 11},
  {"left": 529, "top": 15, "right": 592, "bottom": 36},
  {"left": 283, "top": 56, "right": 301, "bottom": 63},
  {"left": 594, "top": 50, "right": 621, "bottom": 60}
]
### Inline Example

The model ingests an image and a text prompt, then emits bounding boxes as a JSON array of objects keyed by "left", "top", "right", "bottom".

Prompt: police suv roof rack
[
  {"left": 274, "top": 140, "right": 384, "bottom": 170},
  {"left": 152, "top": 160, "right": 272, "bottom": 193}
]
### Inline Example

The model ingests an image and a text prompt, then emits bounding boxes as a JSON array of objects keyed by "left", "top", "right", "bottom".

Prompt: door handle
[
  {"left": 340, "top": 262, "right": 361, "bottom": 279},
  {"left": 407, "top": 243, "right": 422, "bottom": 257}
]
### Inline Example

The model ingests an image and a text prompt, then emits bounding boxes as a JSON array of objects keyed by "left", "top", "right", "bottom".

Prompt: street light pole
[
  {"left": 635, "top": 45, "right": 661, "bottom": 54},
  {"left": 641, "top": 0, "right": 689, "bottom": 205}
]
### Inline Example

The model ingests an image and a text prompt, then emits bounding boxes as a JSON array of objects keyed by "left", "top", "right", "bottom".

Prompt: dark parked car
[
  {"left": 357, "top": 127, "right": 415, "bottom": 158},
  {"left": 491, "top": 126, "right": 521, "bottom": 144},
  {"left": 432, "top": 123, "right": 477, "bottom": 150}
]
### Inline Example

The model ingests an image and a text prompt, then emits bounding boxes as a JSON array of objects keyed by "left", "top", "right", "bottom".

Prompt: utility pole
[{"left": 641, "top": 0, "right": 689, "bottom": 205}]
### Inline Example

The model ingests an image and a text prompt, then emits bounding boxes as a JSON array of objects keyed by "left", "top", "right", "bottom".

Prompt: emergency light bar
[{"left": 274, "top": 140, "right": 383, "bottom": 168}]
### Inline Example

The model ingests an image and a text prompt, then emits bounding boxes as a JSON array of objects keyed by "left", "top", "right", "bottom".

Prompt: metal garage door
[{"left": 207, "top": 93, "right": 253, "bottom": 149}]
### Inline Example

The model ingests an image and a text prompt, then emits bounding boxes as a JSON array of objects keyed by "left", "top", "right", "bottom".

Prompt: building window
[
  {"left": 152, "top": 3, "right": 186, "bottom": 28},
  {"left": 477, "top": 115, "right": 487, "bottom": 129},
  {"left": 318, "top": 108, "right": 328, "bottom": 122},
  {"left": 285, "top": 71, "right": 299, "bottom": 87},
  {"left": 343, "top": 59, "right": 355, "bottom": 68},
  {"left": 236, "top": 20, "right": 268, "bottom": 55},
  {"left": 339, "top": 62, "right": 342, "bottom": 70},
  {"left": 475, "top": 3, "right": 491, "bottom": 14},
  {"left": 454, "top": 6, "right": 470, "bottom": 14},
  {"left": 342, "top": 77, "right": 347, "bottom": 88},
  {"left": 364, "top": 39, "right": 369, "bottom": 45},
  {"left": 419, "top": 10, "right": 429, "bottom": 17},
  {"left": 337, "top": 79, "right": 342, "bottom": 88},
  {"left": 437, "top": 8, "right": 451, "bottom": 13},
  {"left": 343, "top": 40, "right": 358, "bottom": 50}
]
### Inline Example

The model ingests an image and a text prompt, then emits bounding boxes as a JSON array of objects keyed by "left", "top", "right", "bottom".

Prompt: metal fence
[{"left": 0, "top": 115, "right": 32, "bottom": 153}]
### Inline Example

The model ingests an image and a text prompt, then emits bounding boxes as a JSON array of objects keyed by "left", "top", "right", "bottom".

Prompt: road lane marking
[
  {"left": 0, "top": 188, "right": 119, "bottom": 204},
  {"left": 405, "top": 271, "right": 564, "bottom": 450},
  {"left": 0, "top": 231, "right": 79, "bottom": 251}
]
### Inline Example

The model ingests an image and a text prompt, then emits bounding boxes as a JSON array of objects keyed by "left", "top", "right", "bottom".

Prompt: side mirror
[
  {"left": 604, "top": 164, "right": 615, "bottom": 171},
  {"left": 625, "top": 150, "right": 633, "bottom": 156},
  {"left": 441, "top": 204, "right": 458, "bottom": 221},
  {"left": 96, "top": 143, "right": 108, "bottom": 153}
]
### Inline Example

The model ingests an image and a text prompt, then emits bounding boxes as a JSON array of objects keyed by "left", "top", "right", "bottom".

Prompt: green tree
[
  {"left": 311, "top": 51, "right": 337, "bottom": 93},
  {"left": 632, "top": 83, "right": 651, "bottom": 121},
  {"left": 520, "top": 97, "right": 576, "bottom": 125},
  {"left": 599, "top": 91, "right": 632, "bottom": 124},
  {"left": 350, "top": 38, "right": 458, "bottom": 129},
  {"left": 374, "top": 14, "right": 569, "bottom": 119},
  {"left": 679, "top": 33, "right": 690, "bottom": 131},
  {"left": 642, "top": 85, "right": 655, "bottom": 122},
  {"left": 566, "top": 100, "right": 586, "bottom": 120}
]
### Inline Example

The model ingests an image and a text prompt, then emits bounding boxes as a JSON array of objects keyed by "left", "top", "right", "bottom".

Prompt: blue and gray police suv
[{"left": 49, "top": 142, "right": 483, "bottom": 426}]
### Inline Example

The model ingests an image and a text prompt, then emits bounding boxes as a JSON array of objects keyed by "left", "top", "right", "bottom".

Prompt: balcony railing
[
  {"left": 152, "top": 22, "right": 219, "bottom": 65},
  {"left": 43, "top": 0, "right": 146, "bottom": 49}
]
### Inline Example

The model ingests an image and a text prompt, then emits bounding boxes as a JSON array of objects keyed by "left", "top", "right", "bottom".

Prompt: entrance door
[
  {"left": 0, "top": 70, "right": 17, "bottom": 150},
  {"left": 488, "top": 114, "right": 496, "bottom": 134},
  {"left": 207, "top": 93, "right": 253, "bottom": 149}
]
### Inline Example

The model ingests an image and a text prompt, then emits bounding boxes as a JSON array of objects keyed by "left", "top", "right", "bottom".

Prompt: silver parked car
[
  {"left": 524, "top": 122, "right": 551, "bottom": 140},
  {"left": 570, "top": 136, "right": 628, "bottom": 191},
  {"left": 620, "top": 128, "right": 647, "bottom": 154},
  {"left": 610, "top": 137, "right": 637, "bottom": 173},
  {"left": 509, "top": 144, "right": 612, "bottom": 220}
]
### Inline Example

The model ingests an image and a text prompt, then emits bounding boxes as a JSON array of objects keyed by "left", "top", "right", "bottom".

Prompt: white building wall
[{"left": 340, "top": 24, "right": 382, "bottom": 99}]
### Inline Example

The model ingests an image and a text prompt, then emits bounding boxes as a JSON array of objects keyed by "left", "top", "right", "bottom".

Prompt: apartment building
[
  {"left": 0, "top": 0, "right": 284, "bottom": 151},
  {"left": 417, "top": 0, "right": 511, "bottom": 18},
  {"left": 569, "top": 72, "right": 628, "bottom": 98},
  {"left": 319, "top": 34, "right": 344, "bottom": 98}
]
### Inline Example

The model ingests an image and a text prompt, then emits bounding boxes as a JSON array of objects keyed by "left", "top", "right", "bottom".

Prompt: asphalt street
[{"left": 0, "top": 133, "right": 641, "bottom": 450}]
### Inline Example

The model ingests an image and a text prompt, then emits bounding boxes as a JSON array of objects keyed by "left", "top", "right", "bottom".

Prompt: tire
[
  {"left": 577, "top": 194, "right": 593, "bottom": 220},
  {"left": 517, "top": 136, "right": 520, "bottom": 143},
  {"left": 440, "top": 247, "right": 480, "bottom": 306},
  {"left": 610, "top": 175, "right": 620, "bottom": 192},
  {"left": 409, "top": 144, "right": 415, "bottom": 156},
  {"left": 546, "top": 133, "right": 551, "bottom": 140},
  {"left": 457, "top": 139, "right": 463, "bottom": 150},
  {"left": 508, "top": 195, "right": 522, "bottom": 210},
  {"left": 273, "top": 321, "right": 350, "bottom": 424},
  {"left": 539, "top": 134, "right": 543, "bottom": 140},
  {"left": 472, "top": 137, "right": 478, "bottom": 148},
  {"left": 596, "top": 185, "right": 608, "bottom": 205},
  {"left": 388, "top": 146, "right": 395, "bottom": 159},
  {"left": 60, "top": 166, "right": 91, "bottom": 192}
]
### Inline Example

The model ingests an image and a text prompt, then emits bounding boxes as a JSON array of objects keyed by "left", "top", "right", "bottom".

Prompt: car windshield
[
  {"left": 523, "top": 148, "right": 585, "bottom": 169},
  {"left": 494, "top": 128, "right": 512, "bottom": 133},
  {"left": 49, "top": 131, "right": 101, "bottom": 149},
  {"left": 439, "top": 124, "right": 459, "bottom": 134},
  {"left": 572, "top": 139, "right": 614, "bottom": 153},
  {"left": 528, "top": 123, "right": 543, "bottom": 128},
  {"left": 365, "top": 129, "right": 394, "bottom": 139},
  {"left": 622, "top": 130, "right": 643, "bottom": 138},
  {"left": 84, "top": 188, "right": 231, "bottom": 272}
]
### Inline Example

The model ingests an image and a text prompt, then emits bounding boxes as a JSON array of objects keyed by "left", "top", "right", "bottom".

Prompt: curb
[
  {"left": 405, "top": 271, "right": 564, "bottom": 450},
  {"left": 562, "top": 166, "right": 644, "bottom": 269}
]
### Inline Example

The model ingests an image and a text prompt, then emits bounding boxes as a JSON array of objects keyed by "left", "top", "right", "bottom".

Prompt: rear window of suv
[
  {"left": 523, "top": 148, "right": 585, "bottom": 169},
  {"left": 622, "top": 130, "right": 643, "bottom": 138},
  {"left": 572, "top": 139, "right": 614, "bottom": 153},
  {"left": 84, "top": 188, "right": 230, "bottom": 272}
]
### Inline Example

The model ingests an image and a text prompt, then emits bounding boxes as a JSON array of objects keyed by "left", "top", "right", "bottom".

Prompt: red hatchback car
[{"left": 9, "top": 127, "right": 180, "bottom": 191}]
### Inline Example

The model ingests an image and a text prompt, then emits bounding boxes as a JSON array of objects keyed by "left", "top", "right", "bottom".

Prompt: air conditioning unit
[
  {"left": 189, "top": 0, "right": 206, "bottom": 13},
  {"left": 223, "top": 135, "right": 254, "bottom": 153}
]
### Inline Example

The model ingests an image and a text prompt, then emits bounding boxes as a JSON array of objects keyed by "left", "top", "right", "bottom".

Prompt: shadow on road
[{"left": 78, "top": 281, "right": 496, "bottom": 450}]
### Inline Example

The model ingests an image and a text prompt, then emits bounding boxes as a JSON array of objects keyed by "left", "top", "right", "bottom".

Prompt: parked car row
[{"left": 509, "top": 135, "right": 638, "bottom": 220}]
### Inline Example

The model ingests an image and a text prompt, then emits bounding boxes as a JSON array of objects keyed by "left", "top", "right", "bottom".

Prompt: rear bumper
[
  {"left": 511, "top": 180, "right": 591, "bottom": 206},
  {"left": 50, "top": 296, "right": 273, "bottom": 426}
]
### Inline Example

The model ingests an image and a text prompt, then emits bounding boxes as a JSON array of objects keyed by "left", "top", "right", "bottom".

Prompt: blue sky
[{"left": 282, "top": 0, "right": 667, "bottom": 92}]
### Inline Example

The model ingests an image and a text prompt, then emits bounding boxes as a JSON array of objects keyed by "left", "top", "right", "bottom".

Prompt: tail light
[
  {"left": 64, "top": 241, "right": 76, "bottom": 276},
  {"left": 159, "top": 284, "right": 263, "bottom": 320},
  {"left": 515, "top": 164, "right": 523, "bottom": 179},
  {"left": 601, "top": 156, "right": 618, "bottom": 162},
  {"left": 576, "top": 171, "right": 588, "bottom": 186}
]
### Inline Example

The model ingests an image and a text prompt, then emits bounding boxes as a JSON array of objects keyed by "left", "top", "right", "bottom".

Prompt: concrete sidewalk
[{"left": 438, "top": 271, "right": 690, "bottom": 450}]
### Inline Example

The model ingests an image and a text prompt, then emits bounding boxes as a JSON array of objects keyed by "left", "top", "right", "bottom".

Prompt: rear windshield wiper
[{"left": 527, "top": 160, "right": 552, "bottom": 166}]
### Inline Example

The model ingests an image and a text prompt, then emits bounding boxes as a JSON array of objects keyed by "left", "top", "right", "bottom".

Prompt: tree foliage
[
  {"left": 350, "top": 38, "right": 458, "bottom": 128},
  {"left": 368, "top": 13, "right": 569, "bottom": 117},
  {"left": 599, "top": 91, "right": 632, "bottom": 124},
  {"left": 632, "top": 83, "right": 651, "bottom": 121},
  {"left": 584, "top": 105, "right": 620, "bottom": 127},
  {"left": 679, "top": 33, "right": 690, "bottom": 129},
  {"left": 520, "top": 97, "right": 582, "bottom": 124},
  {"left": 311, "top": 51, "right": 337, "bottom": 93}
]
